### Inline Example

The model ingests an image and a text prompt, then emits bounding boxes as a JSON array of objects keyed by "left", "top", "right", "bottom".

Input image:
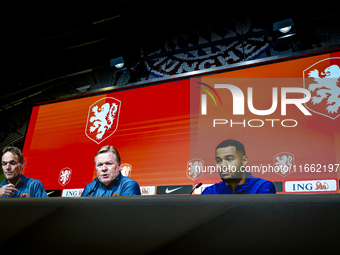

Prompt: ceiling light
[
  {"left": 76, "top": 85, "right": 91, "bottom": 93},
  {"left": 279, "top": 26, "right": 292, "bottom": 33},
  {"left": 110, "top": 56, "right": 125, "bottom": 69},
  {"left": 115, "top": 62, "right": 124, "bottom": 69},
  {"left": 273, "top": 18, "right": 294, "bottom": 33}
]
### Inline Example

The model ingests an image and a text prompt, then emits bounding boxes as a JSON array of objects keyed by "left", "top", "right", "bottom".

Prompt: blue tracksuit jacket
[
  {"left": 81, "top": 172, "right": 141, "bottom": 197},
  {"left": 0, "top": 174, "right": 48, "bottom": 198},
  {"left": 202, "top": 172, "right": 276, "bottom": 194}
]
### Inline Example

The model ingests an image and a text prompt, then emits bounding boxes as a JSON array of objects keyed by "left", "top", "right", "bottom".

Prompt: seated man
[
  {"left": 0, "top": 146, "right": 47, "bottom": 198},
  {"left": 202, "top": 139, "right": 276, "bottom": 194},
  {"left": 81, "top": 145, "right": 141, "bottom": 197}
]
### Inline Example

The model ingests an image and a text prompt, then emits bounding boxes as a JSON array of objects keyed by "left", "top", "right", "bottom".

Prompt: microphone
[
  {"left": 86, "top": 180, "right": 100, "bottom": 197},
  {"left": 190, "top": 183, "right": 202, "bottom": 195}
]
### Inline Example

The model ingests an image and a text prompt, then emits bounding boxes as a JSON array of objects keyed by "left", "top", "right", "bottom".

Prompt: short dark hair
[
  {"left": 216, "top": 139, "right": 246, "bottom": 155},
  {"left": 1, "top": 146, "right": 24, "bottom": 163}
]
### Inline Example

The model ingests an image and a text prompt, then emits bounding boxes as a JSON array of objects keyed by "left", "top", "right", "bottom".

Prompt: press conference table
[{"left": 1, "top": 194, "right": 339, "bottom": 254}]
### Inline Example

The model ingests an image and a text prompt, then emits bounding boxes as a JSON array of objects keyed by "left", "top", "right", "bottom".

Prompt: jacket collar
[
  {"left": 5, "top": 173, "right": 27, "bottom": 188},
  {"left": 222, "top": 172, "right": 253, "bottom": 193},
  {"left": 95, "top": 172, "right": 122, "bottom": 189}
]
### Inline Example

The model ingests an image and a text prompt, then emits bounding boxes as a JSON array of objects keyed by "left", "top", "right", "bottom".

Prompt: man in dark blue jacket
[
  {"left": 202, "top": 139, "right": 276, "bottom": 194},
  {"left": 81, "top": 145, "right": 141, "bottom": 197},
  {"left": 0, "top": 146, "right": 47, "bottom": 198}
]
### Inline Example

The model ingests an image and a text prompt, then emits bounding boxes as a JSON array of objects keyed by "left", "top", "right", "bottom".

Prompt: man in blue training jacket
[
  {"left": 81, "top": 145, "right": 141, "bottom": 197},
  {"left": 202, "top": 139, "right": 276, "bottom": 194},
  {"left": 0, "top": 146, "right": 47, "bottom": 198}
]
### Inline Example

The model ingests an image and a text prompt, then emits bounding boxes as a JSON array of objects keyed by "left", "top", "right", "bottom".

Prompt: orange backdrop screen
[{"left": 23, "top": 50, "right": 340, "bottom": 195}]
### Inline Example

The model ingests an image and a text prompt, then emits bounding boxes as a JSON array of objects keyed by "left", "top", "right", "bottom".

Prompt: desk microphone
[
  {"left": 86, "top": 180, "right": 100, "bottom": 197},
  {"left": 190, "top": 183, "right": 202, "bottom": 195}
]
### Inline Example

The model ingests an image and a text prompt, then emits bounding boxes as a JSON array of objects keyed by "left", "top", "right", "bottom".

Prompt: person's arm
[
  {"left": 32, "top": 181, "right": 48, "bottom": 197},
  {"left": 201, "top": 186, "right": 214, "bottom": 195},
  {"left": 257, "top": 181, "right": 276, "bottom": 194},
  {"left": 120, "top": 180, "right": 141, "bottom": 196},
  {"left": 80, "top": 184, "right": 91, "bottom": 197}
]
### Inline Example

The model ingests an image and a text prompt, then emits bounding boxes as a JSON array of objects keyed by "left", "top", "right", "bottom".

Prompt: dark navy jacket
[
  {"left": 0, "top": 174, "right": 48, "bottom": 198},
  {"left": 202, "top": 172, "right": 276, "bottom": 194},
  {"left": 81, "top": 172, "right": 141, "bottom": 197}
]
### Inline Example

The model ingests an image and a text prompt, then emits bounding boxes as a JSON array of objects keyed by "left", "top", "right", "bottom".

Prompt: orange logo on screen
[
  {"left": 303, "top": 57, "right": 340, "bottom": 119},
  {"left": 112, "top": 193, "right": 119, "bottom": 196},
  {"left": 20, "top": 193, "right": 29, "bottom": 198},
  {"left": 187, "top": 158, "right": 204, "bottom": 181},
  {"left": 121, "top": 163, "right": 132, "bottom": 177},
  {"left": 273, "top": 152, "right": 295, "bottom": 177},
  {"left": 85, "top": 97, "right": 121, "bottom": 144},
  {"left": 58, "top": 167, "right": 72, "bottom": 186}
]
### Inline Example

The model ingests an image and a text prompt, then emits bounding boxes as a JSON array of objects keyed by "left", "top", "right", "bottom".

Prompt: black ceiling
[{"left": 2, "top": 0, "right": 339, "bottom": 106}]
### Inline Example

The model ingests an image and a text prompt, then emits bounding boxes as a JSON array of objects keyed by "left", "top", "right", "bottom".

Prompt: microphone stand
[{"left": 189, "top": 183, "right": 202, "bottom": 195}]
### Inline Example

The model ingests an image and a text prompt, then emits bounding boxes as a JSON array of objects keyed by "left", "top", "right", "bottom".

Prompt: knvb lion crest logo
[
  {"left": 303, "top": 57, "right": 340, "bottom": 119},
  {"left": 121, "top": 163, "right": 132, "bottom": 177},
  {"left": 58, "top": 167, "right": 72, "bottom": 186},
  {"left": 141, "top": 187, "right": 151, "bottom": 195},
  {"left": 273, "top": 152, "right": 295, "bottom": 177},
  {"left": 315, "top": 181, "right": 329, "bottom": 190},
  {"left": 20, "top": 193, "right": 29, "bottom": 198},
  {"left": 187, "top": 158, "right": 204, "bottom": 181},
  {"left": 85, "top": 97, "right": 121, "bottom": 144}
]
